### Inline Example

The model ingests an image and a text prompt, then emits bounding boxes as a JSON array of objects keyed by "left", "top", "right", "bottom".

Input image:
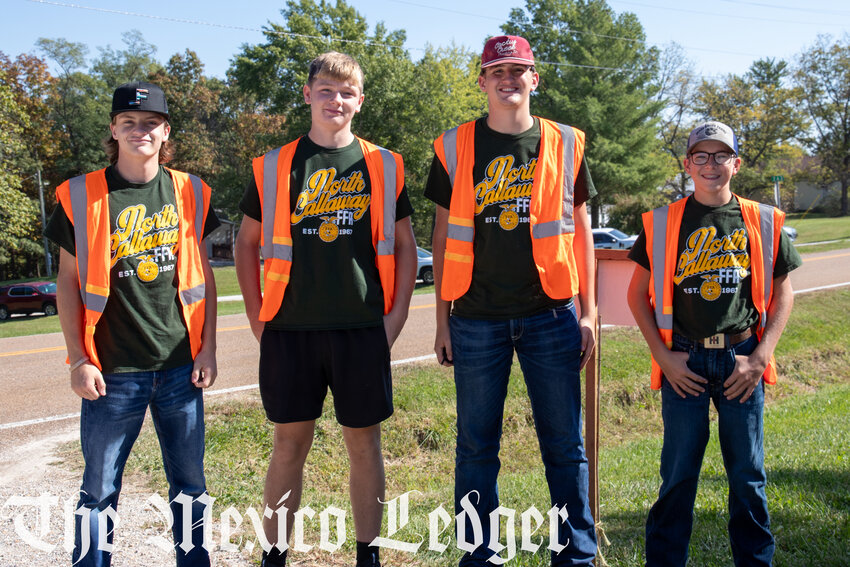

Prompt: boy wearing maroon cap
[{"left": 425, "top": 35, "right": 598, "bottom": 565}]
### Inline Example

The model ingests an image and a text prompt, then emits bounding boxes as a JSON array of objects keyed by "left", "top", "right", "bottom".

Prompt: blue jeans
[
  {"left": 645, "top": 334, "right": 774, "bottom": 567},
  {"left": 450, "top": 303, "right": 597, "bottom": 566},
  {"left": 73, "top": 363, "right": 210, "bottom": 567}
]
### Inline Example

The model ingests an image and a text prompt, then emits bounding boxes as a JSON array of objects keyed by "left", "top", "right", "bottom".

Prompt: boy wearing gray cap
[
  {"left": 627, "top": 121, "right": 801, "bottom": 566},
  {"left": 46, "top": 81, "right": 219, "bottom": 566}
]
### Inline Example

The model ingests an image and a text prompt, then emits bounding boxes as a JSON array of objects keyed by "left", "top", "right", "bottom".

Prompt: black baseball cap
[{"left": 110, "top": 81, "right": 169, "bottom": 120}]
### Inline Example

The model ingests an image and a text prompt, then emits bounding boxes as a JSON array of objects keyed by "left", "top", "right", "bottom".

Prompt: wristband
[{"left": 69, "top": 356, "right": 90, "bottom": 372}]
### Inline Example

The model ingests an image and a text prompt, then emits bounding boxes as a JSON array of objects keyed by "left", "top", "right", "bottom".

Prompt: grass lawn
[
  {"left": 786, "top": 212, "right": 850, "bottom": 253},
  {"left": 73, "top": 287, "right": 849, "bottom": 566}
]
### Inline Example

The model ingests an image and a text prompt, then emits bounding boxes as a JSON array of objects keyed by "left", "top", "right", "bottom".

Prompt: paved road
[{"left": 1, "top": 248, "right": 848, "bottom": 435}]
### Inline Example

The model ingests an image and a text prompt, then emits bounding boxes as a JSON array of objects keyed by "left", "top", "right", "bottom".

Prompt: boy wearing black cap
[
  {"left": 627, "top": 121, "right": 801, "bottom": 566},
  {"left": 46, "top": 81, "right": 219, "bottom": 567},
  {"left": 425, "top": 35, "right": 598, "bottom": 565}
]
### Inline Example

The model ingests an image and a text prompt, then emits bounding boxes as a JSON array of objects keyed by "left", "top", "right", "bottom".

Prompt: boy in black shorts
[{"left": 235, "top": 52, "right": 417, "bottom": 567}]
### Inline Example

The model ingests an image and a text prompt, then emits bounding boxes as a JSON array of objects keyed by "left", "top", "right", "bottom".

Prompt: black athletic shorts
[{"left": 258, "top": 325, "right": 393, "bottom": 428}]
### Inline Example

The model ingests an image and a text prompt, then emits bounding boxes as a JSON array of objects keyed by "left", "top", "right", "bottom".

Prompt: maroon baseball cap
[{"left": 481, "top": 35, "right": 535, "bottom": 69}]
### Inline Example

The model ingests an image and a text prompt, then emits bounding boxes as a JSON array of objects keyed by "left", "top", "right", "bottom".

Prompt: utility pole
[{"left": 36, "top": 168, "right": 53, "bottom": 277}]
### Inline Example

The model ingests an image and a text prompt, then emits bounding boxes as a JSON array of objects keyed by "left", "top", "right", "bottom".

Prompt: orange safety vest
[
  {"left": 252, "top": 137, "right": 404, "bottom": 321},
  {"left": 434, "top": 117, "right": 585, "bottom": 301},
  {"left": 642, "top": 194, "right": 784, "bottom": 389},
  {"left": 55, "top": 168, "right": 211, "bottom": 370}
]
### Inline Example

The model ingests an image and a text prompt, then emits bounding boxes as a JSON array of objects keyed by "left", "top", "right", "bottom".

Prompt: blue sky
[{"left": 3, "top": 0, "right": 849, "bottom": 81}]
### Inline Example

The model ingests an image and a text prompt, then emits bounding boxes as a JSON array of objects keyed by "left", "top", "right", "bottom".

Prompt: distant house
[
  {"left": 205, "top": 218, "right": 237, "bottom": 260},
  {"left": 794, "top": 180, "right": 842, "bottom": 212}
]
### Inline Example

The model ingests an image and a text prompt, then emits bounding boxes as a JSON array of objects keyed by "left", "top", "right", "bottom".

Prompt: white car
[
  {"left": 592, "top": 228, "right": 637, "bottom": 249},
  {"left": 417, "top": 247, "right": 434, "bottom": 284},
  {"left": 782, "top": 225, "right": 798, "bottom": 241}
]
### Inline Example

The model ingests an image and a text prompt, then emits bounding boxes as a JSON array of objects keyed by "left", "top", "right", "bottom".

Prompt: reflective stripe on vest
[
  {"left": 757, "top": 203, "right": 775, "bottom": 331},
  {"left": 650, "top": 205, "right": 672, "bottom": 333},
  {"left": 260, "top": 146, "right": 294, "bottom": 268},
  {"left": 436, "top": 117, "right": 583, "bottom": 300},
  {"left": 532, "top": 123, "right": 576, "bottom": 239},
  {"left": 68, "top": 174, "right": 108, "bottom": 314},
  {"left": 644, "top": 195, "right": 781, "bottom": 389},
  {"left": 373, "top": 145, "right": 398, "bottom": 257},
  {"left": 256, "top": 138, "right": 401, "bottom": 321}
]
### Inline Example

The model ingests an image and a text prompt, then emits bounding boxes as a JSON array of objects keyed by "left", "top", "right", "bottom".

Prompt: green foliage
[
  {"left": 794, "top": 33, "right": 850, "bottom": 216},
  {"left": 229, "top": 0, "right": 486, "bottom": 242},
  {"left": 503, "top": 0, "right": 666, "bottom": 226},
  {"left": 0, "top": 68, "right": 42, "bottom": 280},
  {"left": 606, "top": 190, "right": 668, "bottom": 234},
  {"left": 697, "top": 58, "right": 809, "bottom": 201},
  {"left": 36, "top": 37, "right": 110, "bottom": 178}
]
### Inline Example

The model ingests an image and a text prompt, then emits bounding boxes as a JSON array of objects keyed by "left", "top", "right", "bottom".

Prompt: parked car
[
  {"left": 782, "top": 225, "right": 798, "bottom": 242},
  {"left": 0, "top": 281, "right": 58, "bottom": 320},
  {"left": 592, "top": 228, "right": 637, "bottom": 249},
  {"left": 417, "top": 247, "right": 434, "bottom": 284}
]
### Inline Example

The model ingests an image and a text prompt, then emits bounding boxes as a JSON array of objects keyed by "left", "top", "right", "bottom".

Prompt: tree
[
  {"left": 503, "top": 0, "right": 666, "bottom": 226},
  {"left": 230, "top": 0, "right": 486, "bottom": 242},
  {"left": 37, "top": 37, "right": 109, "bottom": 178},
  {"left": 654, "top": 43, "right": 699, "bottom": 200},
  {"left": 697, "top": 58, "right": 808, "bottom": 203},
  {"left": 0, "top": 69, "right": 42, "bottom": 279},
  {"left": 795, "top": 34, "right": 850, "bottom": 216},
  {"left": 91, "top": 29, "right": 162, "bottom": 87},
  {"left": 0, "top": 52, "right": 60, "bottom": 193}
]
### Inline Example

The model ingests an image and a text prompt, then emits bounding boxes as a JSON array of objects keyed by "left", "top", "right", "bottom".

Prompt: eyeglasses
[{"left": 689, "top": 151, "right": 737, "bottom": 165}]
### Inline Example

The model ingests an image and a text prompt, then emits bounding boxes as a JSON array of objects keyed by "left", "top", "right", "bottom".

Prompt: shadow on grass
[{"left": 601, "top": 466, "right": 850, "bottom": 567}]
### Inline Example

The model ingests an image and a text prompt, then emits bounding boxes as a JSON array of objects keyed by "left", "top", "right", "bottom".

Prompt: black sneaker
[
  {"left": 260, "top": 549, "right": 287, "bottom": 566},
  {"left": 354, "top": 552, "right": 381, "bottom": 567}
]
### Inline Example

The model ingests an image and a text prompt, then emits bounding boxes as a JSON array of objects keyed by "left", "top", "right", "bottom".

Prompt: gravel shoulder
[{"left": 0, "top": 420, "right": 257, "bottom": 566}]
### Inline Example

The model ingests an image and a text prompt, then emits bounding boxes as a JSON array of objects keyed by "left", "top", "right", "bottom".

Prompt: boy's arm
[
  {"left": 627, "top": 263, "right": 707, "bottom": 397},
  {"left": 724, "top": 272, "right": 793, "bottom": 402},
  {"left": 192, "top": 243, "right": 218, "bottom": 388},
  {"left": 432, "top": 205, "right": 453, "bottom": 367},
  {"left": 573, "top": 202, "right": 596, "bottom": 370},
  {"left": 383, "top": 216, "right": 417, "bottom": 349},
  {"left": 234, "top": 215, "right": 264, "bottom": 342},
  {"left": 57, "top": 247, "right": 107, "bottom": 400}
]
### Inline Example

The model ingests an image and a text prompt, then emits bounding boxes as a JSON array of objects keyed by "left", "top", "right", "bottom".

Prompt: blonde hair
[
  {"left": 308, "top": 51, "right": 364, "bottom": 91},
  {"left": 101, "top": 118, "right": 175, "bottom": 165}
]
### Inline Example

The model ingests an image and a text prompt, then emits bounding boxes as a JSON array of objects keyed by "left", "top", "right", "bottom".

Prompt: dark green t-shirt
[
  {"left": 424, "top": 116, "right": 597, "bottom": 319},
  {"left": 629, "top": 196, "right": 802, "bottom": 338},
  {"left": 240, "top": 136, "right": 413, "bottom": 330},
  {"left": 45, "top": 165, "right": 220, "bottom": 373}
]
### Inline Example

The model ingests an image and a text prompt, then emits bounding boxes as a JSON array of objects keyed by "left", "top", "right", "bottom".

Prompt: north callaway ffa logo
[
  {"left": 700, "top": 274, "right": 721, "bottom": 301},
  {"left": 499, "top": 204, "right": 519, "bottom": 231},
  {"left": 319, "top": 216, "right": 340, "bottom": 243},
  {"left": 137, "top": 255, "right": 159, "bottom": 282}
]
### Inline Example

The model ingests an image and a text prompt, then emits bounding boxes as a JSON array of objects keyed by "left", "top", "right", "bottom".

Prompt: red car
[{"left": 0, "top": 281, "right": 58, "bottom": 320}]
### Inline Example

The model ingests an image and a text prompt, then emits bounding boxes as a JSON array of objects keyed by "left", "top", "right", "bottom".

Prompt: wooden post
[{"left": 586, "top": 258, "right": 601, "bottom": 524}]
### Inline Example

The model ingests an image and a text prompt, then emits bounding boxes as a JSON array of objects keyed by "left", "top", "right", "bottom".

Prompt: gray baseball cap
[{"left": 687, "top": 121, "right": 738, "bottom": 154}]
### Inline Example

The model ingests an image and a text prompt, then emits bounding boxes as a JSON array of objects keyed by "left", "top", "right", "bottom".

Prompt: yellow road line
[
  {"left": 804, "top": 252, "right": 850, "bottom": 261},
  {"left": 3, "top": 305, "right": 440, "bottom": 358},
  {"left": 0, "top": 345, "right": 65, "bottom": 357}
]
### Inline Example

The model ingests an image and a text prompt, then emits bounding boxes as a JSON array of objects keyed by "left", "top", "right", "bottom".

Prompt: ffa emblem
[
  {"left": 137, "top": 255, "right": 159, "bottom": 282},
  {"left": 129, "top": 88, "right": 149, "bottom": 106},
  {"left": 699, "top": 274, "right": 721, "bottom": 301},
  {"left": 318, "top": 216, "right": 340, "bottom": 243},
  {"left": 498, "top": 204, "right": 519, "bottom": 231}
]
